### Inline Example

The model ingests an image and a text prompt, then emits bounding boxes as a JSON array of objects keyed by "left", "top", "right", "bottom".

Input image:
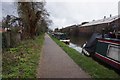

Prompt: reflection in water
[
  {"left": 69, "top": 43, "right": 83, "bottom": 54},
  {"left": 70, "top": 36, "right": 90, "bottom": 47},
  {"left": 68, "top": 36, "right": 90, "bottom": 54}
]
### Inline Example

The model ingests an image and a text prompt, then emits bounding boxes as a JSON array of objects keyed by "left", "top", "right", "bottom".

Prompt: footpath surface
[{"left": 37, "top": 34, "right": 91, "bottom": 78}]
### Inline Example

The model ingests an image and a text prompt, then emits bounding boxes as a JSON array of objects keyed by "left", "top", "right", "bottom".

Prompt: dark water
[
  {"left": 70, "top": 36, "right": 90, "bottom": 46},
  {"left": 68, "top": 36, "right": 90, "bottom": 53}
]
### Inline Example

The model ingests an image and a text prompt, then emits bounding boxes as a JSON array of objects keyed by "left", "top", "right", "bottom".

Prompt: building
[
  {"left": 79, "top": 15, "right": 120, "bottom": 35},
  {"left": 61, "top": 15, "right": 120, "bottom": 36}
]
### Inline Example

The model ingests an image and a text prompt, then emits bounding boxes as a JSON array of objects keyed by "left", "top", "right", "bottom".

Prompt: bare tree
[{"left": 17, "top": 1, "right": 51, "bottom": 39}]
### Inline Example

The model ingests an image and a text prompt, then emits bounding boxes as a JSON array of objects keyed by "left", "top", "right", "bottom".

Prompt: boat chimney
[
  {"left": 102, "top": 28, "right": 105, "bottom": 38},
  {"left": 104, "top": 16, "right": 106, "bottom": 19},
  {"left": 110, "top": 14, "right": 112, "bottom": 17}
]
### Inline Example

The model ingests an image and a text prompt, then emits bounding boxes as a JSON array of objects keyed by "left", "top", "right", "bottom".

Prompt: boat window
[{"left": 107, "top": 45, "right": 120, "bottom": 62}]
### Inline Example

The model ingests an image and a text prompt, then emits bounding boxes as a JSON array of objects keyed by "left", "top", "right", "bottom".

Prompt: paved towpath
[{"left": 37, "top": 33, "right": 91, "bottom": 78}]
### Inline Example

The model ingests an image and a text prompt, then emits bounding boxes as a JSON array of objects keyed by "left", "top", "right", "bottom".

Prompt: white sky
[{"left": 1, "top": 0, "right": 120, "bottom": 30}]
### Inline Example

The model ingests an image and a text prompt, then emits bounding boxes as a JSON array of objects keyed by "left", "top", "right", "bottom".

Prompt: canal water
[
  {"left": 69, "top": 43, "right": 83, "bottom": 53},
  {"left": 68, "top": 36, "right": 91, "bottom": 54}
]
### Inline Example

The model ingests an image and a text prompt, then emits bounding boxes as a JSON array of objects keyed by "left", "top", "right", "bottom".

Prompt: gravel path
[{"left": 37, "top": 34, "right": 91, "bottom": 78}]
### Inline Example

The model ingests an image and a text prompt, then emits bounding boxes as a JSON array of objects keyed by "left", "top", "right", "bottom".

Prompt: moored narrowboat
[
  {"left": 94, "top": 38, "right": 120, "bottom": 70},
  {"left": 82, "top": 33, "right": 120, "bottom": 70},
  {"left": 53, "top": 32, "right": 70, "bottom": 44}
]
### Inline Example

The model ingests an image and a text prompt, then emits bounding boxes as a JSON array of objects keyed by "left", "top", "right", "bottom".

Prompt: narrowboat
[
  {"left": 82, "top": 33, "right": 120, "bottom": 70},
  {"left": 53, "top": 32, "right": 70, "bottom": 44},
  {"left": 95, "top": 38, "right": 120, "bottom": 70}
]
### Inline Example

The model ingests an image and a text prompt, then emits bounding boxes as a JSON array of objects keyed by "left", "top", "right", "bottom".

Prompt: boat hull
[
  {"left": 94, "top": 38, "right": 120, "bottom": 70},
  {"left": 94, "top": 53, "right": 120, "bottom": 70}
]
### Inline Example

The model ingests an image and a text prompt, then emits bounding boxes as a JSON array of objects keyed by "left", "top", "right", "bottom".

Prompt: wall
[
  {"left": 2, "top": 30, "right": 21, "bottom": 50},
  {"left": 60, "top": 18, "right": 120, "bottom": 37}
]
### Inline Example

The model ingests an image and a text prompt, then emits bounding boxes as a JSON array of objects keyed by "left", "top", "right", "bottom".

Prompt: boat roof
[
  {"left": 54, "top": 32, "right": 65, "bottom": 35},
  {"left": 81, "top": 15, "right": 120, "bottom": 27},
  {"left": 98, "top": 38, "right": 120, "bottom": 42}
]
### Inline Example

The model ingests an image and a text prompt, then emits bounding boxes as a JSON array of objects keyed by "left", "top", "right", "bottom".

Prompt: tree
[
  {"left": 17, "top": 1, "right": 51, "bottom": 39},
  {"left": 54, "top": 28, "right": 59, "bottom": 32}
]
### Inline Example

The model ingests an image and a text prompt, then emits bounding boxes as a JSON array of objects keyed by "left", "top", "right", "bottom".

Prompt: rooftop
[{"left": 81, "top": 15, "right": 120, "bottom": 27}]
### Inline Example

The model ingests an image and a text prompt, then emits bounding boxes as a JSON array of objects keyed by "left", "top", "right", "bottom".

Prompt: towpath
[{"left": 37, "top": 33, "right": 91, "bottom": 78}]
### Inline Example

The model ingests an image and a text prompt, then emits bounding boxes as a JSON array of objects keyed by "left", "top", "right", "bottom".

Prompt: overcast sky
[{"left": 1, "top": 0, "right": 120, "bottom": 30}]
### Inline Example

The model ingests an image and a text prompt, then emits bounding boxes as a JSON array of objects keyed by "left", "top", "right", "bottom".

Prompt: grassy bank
[
  {"left": 2, "top": 33, "right": 44, "bottom": 78},
  {"left": 51, "top": 36, "right": 120, "bottom": 79}
]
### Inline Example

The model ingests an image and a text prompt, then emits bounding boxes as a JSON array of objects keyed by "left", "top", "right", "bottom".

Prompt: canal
[{"left": 68, "top": 36, "right": 91, "bottom": 54}]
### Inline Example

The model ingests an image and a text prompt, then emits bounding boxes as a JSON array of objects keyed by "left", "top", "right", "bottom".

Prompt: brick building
[
  {"left": 61, "top": 15, "right": 120, "bottom": 36},
  {"left": 79, "top": 15, "right": 120, "bottom": 35}
]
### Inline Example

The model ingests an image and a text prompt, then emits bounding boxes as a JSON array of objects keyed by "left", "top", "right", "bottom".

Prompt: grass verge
[
  {"left": 50, "top": 35, "right": 120, "bottom": 79},
  {"left": 2, "top": 33, "right": 44, "bottom": 78}
]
